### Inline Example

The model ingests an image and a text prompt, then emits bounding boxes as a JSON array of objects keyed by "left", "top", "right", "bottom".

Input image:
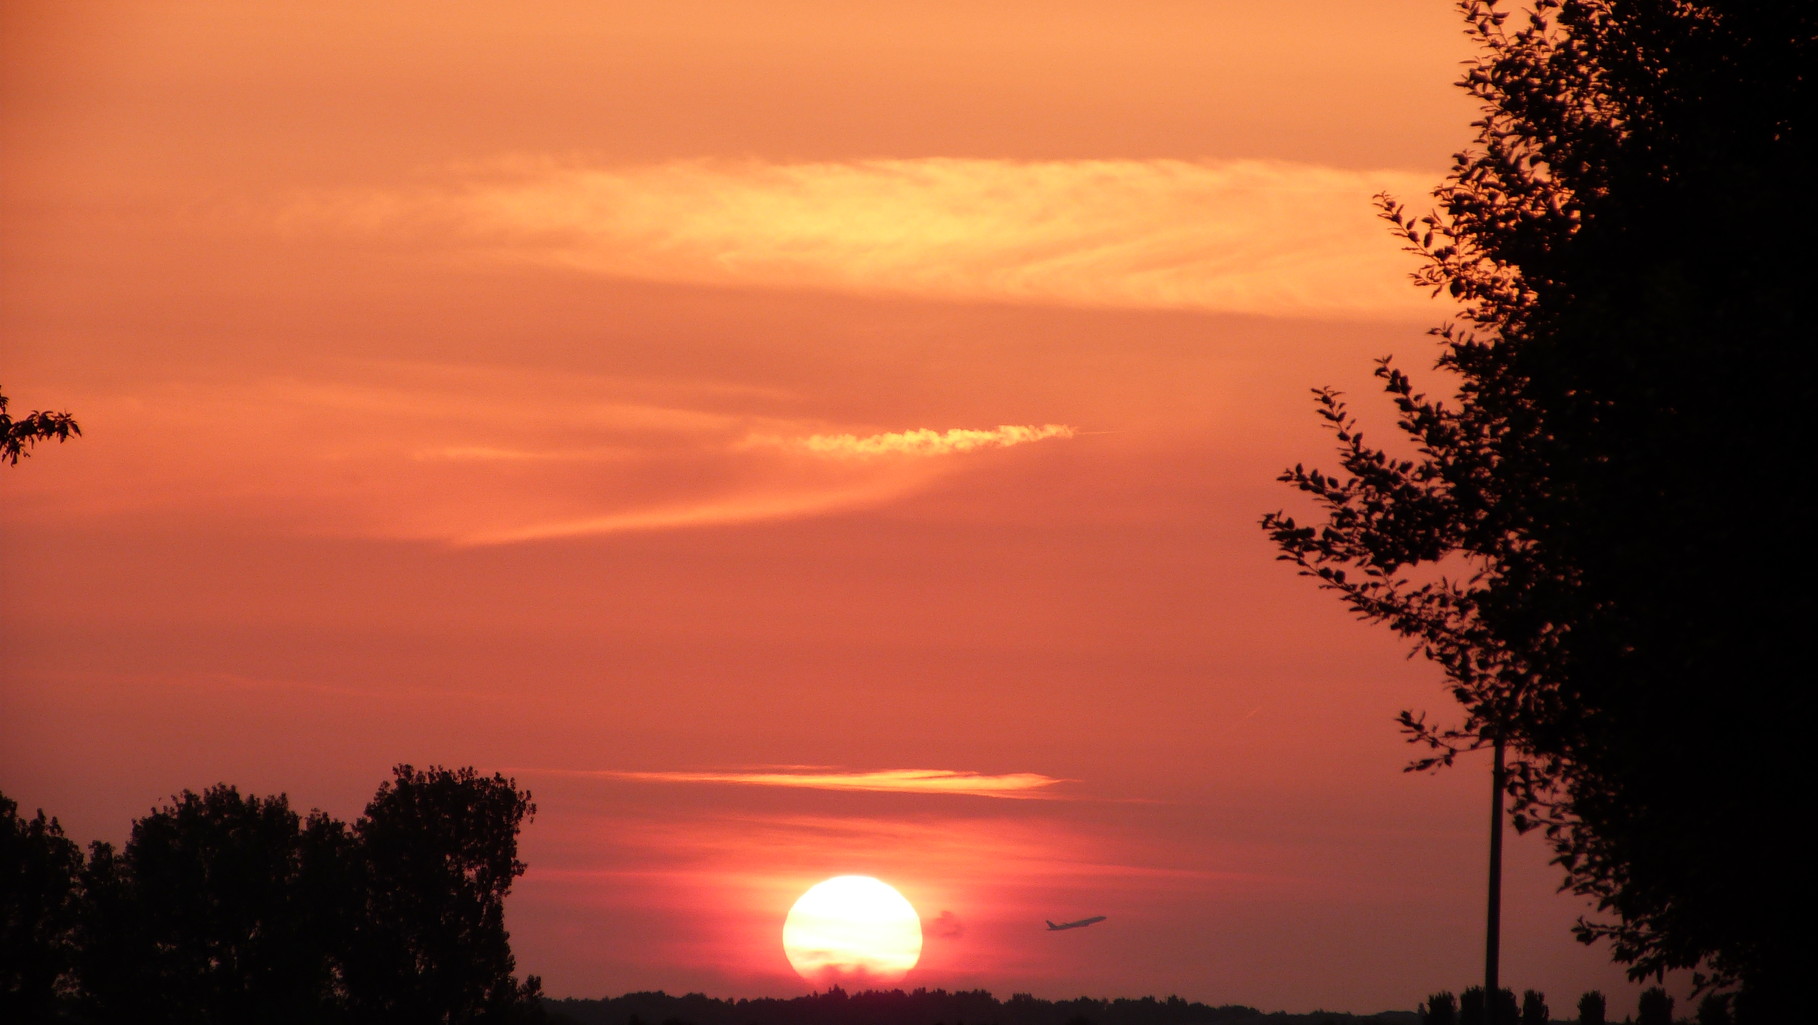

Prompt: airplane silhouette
[{"left": 1045, "top": 916, "right": 1106, "bottom": 931}]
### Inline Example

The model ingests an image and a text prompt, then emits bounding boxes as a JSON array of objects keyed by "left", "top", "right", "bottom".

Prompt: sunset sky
[{"left": 2, "top": 2, "right": 1677, "bottom": 1015}]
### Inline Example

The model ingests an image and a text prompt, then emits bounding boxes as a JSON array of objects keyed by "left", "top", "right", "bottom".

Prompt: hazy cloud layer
[{"left": 298, "top": 157, "right": 1438, "bottom": 318}]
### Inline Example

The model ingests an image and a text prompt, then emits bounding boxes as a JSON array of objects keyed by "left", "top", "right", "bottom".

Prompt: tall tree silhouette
[
  {"left": 1262, "top": 1, "right": 1813, "bottom": 1013},
  {"left": 346, "top": 764, "right": 541, "bottom": 1024},
  {"left": 0, "top": 385, "right": 80, "bottom": 466}
]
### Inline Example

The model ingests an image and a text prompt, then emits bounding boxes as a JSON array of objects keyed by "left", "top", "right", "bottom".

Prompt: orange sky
[{"left": 2, "top": 2, "right": 1678, "bottom": 1015}]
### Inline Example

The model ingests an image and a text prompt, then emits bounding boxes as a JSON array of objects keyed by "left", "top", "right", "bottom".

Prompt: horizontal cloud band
[{"left": 300, "top": 157, "right": 1440, "bottom": 318}]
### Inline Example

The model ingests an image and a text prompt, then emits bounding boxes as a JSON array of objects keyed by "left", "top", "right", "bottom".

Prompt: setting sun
[{"left": 782, "top": 876, "right": 923, "bottom": 987}]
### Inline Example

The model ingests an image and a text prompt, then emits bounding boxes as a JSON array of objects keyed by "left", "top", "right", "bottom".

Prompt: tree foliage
[
  {"left": 0, "top": 766, "right": 540, "bottom": 1024},
  {"left": 0, "top": 385, "right": 80, "bottom": 466},
  {"left": 1262, "top": 0, "right": 1814, "bottom": 1013},
  {"left": 100, "top": 786, "right": 352, "bottom": 1025}
]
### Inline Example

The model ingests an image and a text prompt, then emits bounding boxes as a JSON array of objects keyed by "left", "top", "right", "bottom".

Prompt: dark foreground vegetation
[
  {"left": 6, "top": 771, "right": 1731, "bottom": 1025},
  {"left": 547, "top": 990, "right": 1417, "bottom": 1025},
  {"left": 0, "top": 767, "right": 542, "bottom": 1024}
]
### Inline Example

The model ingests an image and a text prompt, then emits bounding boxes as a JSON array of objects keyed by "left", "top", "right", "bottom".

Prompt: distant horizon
[
  {"left": 533, "top": 975, "right": 1609, "bottom": 1014},
  {"left": 541, "top": 985, "right": 1410, "bottom": 1014},
  {"left": 534, "top": 983, "right": 1638, "bottom": 1024}
]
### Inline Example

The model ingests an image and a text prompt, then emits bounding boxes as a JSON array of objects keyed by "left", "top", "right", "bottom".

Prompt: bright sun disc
[{"left": 782, "top": 875, "right": 923, "bottom": 987}]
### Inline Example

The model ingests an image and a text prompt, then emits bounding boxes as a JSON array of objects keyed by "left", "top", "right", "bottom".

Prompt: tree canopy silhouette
[
  {"left": 1, "top": 795, "right": 84, "bottom": 1021},
  {"left": 1636, "top": 987, "right": 1673, "bottom": 1025},
  {"left": 0, "top": 766, "right": 541, "bottom": 1024},
  {"left": 1575, "top": 990, "right": 1605, "bottom": 1025},
  {"left": 347, "top": 765, "right": 541, "bottom": 1025},
  {"left": 79, "top": 785, "right": 351, "bottom": 1025},
  {"left": 1262, "top": 0, "right": 1813, "bottom": 1014}
]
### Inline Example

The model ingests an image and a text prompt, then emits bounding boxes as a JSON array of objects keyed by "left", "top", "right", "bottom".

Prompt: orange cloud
[
  {"left": 525, "top": 767, "right": 1073, "bottom": 799},
  {"left": 750, "top": 424, "right": 1076, "bottom": 459},
  {"left": 293, "top": 157, "right": 1439, "bottom": 318}
]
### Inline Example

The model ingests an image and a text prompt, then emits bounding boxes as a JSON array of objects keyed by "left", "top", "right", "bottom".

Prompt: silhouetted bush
[
  {"left": 1518, "top": 991, "right": 1545, "bottom": 1025},
  {"left": 1695, "top": 991, "right": 1733, "bottom": 1025},
  {"left": 1575, "top": 991, "right": 1604, "bottom": 1025},
  {"left": 1421, "top": 991, "right": 1458, "bottom": 1025},
  {"left": 1459, "top": 987, "right": 1516, "bottom": 1025},
  {"left": 1636, "top": 987, "right": 1673, "bottom": 1025}
]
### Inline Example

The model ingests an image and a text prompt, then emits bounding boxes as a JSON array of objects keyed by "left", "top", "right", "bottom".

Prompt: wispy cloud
[
  {"left": 453, "top": 477, "right": 930, "bottom": 545},
  {"left": 412, "top": 444, "right": 638, "bottom": 463},
  {"left": 750, "top": 424, "right": 1076, "bottom": 459},
  {"left": 522, "top": 766, "right": 1073, "bottom": 800},
  {"left": 293, "top": 157, "right": 1439, "bottom": 318},
  {"left": 23, "top": 365, "right": 1081, "bottom": 544}
]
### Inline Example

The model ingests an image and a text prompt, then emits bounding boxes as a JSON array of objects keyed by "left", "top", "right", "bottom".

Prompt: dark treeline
[
  {"left": 0, "top": 765, "right": 542, "bottom": 1025},
  {"left": 1416, "top": 985, "right": 1720, "bottom": 1025},
  {"left": 546, "top": 989, "right": 1419, "bottom": 1025}
]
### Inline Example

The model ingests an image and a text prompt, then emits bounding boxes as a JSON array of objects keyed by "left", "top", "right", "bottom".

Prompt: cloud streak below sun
[{"left": 521, "top": 767, "right": 1074, "bottom": 799}]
